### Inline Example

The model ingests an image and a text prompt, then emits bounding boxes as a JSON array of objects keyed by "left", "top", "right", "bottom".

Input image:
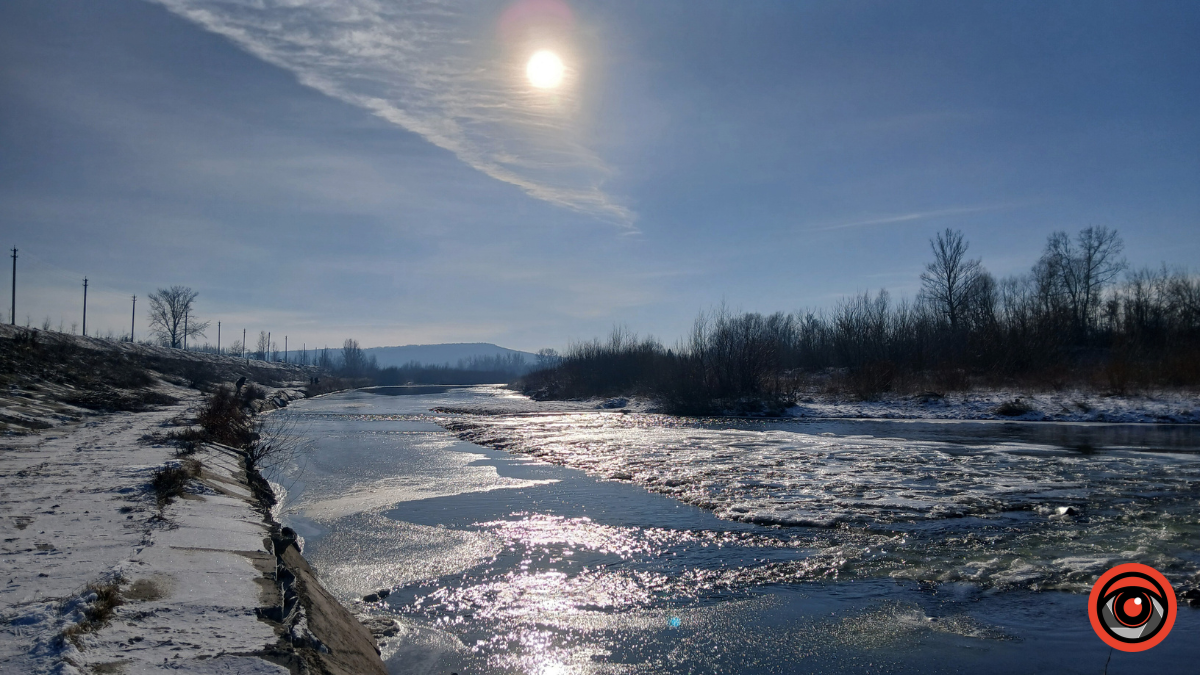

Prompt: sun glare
[{"left": 526, "top": 50, "right": 565, "bottom": 89}]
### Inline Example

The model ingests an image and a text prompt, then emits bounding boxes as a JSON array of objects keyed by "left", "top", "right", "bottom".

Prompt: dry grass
[
  {"left": 150, "top": 459, "right": 202, "bottom": 506},
  {"left": 59, "top": 579, "right": 124, "bottom": 646}
]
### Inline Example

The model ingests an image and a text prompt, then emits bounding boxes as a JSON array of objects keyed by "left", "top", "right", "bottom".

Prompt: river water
[{"left": 276, "top": 385, "right": 1200, "bottom": 674}]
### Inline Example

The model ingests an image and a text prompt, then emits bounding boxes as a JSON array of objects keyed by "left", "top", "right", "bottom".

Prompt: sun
[{"left": 526, "top": 50, "right": 565, "bottom": 89}]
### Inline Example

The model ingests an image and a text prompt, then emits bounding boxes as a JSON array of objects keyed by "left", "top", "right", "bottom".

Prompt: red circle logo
[{"left": 1088, "top": 563, "right": 1176, "bottom": 652}]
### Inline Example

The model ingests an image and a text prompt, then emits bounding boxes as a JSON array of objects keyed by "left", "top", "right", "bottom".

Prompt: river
[{"left": 275, "top": 385, "right": 1200, "bottom": 674}]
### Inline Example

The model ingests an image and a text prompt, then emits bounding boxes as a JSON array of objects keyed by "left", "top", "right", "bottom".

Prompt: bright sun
[{"left": 526, "top": 50, "right": 565, "bottom": 89}]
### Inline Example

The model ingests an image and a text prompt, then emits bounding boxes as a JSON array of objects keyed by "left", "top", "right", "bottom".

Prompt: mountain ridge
[{"left": 362, "top": 342, "right": 537, "bottom": 369}]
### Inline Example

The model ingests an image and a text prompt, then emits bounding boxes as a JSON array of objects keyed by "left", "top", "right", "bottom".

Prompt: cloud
[
  {"left": 805, "top": 203, "right": 1025, "bottom": 233},
  {"left": 149, "top": 0, "right": 634, "bottom": 228}
]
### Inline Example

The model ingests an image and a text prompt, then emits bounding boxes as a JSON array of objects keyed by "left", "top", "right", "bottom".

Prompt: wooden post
[
  {"left": 130, "top": 295, "right": 136, "bottom": 342},
  {"left": 82, "top": 278, "right": 88, "bottom": 337}
]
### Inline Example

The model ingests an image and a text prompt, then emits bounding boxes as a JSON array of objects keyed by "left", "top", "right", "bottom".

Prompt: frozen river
[{"left": 276, "top": 386, "right": 1200, "bottom": 674}]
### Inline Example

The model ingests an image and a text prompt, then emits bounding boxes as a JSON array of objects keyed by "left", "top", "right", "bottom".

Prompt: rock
[
  {"left": 599, "top": 397, "right": 628, "bottom": 409},
  {"left": 1055, "top": 506, "right": 1078, "bottom": 516},
  {"left": 362, "top": 593, "right": 379, "bottom": 603},
  {"left": 377, "top": 589, "right": 390, "bottom": 600},
  {"left": 274, "top": 527, "right": 299, "bottom": 552},
  {"left": 360, "top": 617, "right": 400, "bottom": 638}
]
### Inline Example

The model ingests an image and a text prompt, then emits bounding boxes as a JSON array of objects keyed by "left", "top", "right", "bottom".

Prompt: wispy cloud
[
  {"left": 805, "top": 203, "right": 1026, "bottom": 233},
  {"left": 150, "top": 0, "right": 634, "bottom": 228}
]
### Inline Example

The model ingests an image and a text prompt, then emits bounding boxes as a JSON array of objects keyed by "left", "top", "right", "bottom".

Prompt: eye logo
[{"left": 1088, "top": 563, "right": 1176, "bottom": 652}]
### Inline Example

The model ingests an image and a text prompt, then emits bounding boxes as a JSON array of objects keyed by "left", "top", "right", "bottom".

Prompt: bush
[
  {"left": 150, "top": 458, "right": 201, "bottom": 506},
  {"left": 240, "top": 383, "right": 268, "bottom": 403},
  {"left": 995, "top": 398, "right": 1034, "bottom": 417},
  {"left": 197, "top": 386, "right": 254, "bottom": 447}
]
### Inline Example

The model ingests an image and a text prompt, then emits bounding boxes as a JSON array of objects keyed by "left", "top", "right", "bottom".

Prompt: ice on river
[{"left": 445, "top": 413, "right": 1200, "bottom": 590}]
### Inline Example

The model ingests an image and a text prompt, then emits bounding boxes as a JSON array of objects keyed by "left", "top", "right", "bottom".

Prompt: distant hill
[{"left": 363, "top": 343, "right": 538, "bottom": 369}]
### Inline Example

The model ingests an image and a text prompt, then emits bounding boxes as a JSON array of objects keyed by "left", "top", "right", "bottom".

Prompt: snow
[
  {"left": 0, "top": 387, "right": 286, "bottom": 673},
  {"left": 434, "top": 384, "right": 1198, "bottom": 423},
  {"left": 786, "top": 388, "right": 1200, "bottom": 423}
]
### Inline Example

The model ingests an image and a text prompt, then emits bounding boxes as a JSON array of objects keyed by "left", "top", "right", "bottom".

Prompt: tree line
[{"left": 521, "top": 227, "right": 1200, "bottom": 413}]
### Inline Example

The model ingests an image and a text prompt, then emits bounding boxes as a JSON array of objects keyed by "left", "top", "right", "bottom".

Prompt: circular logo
[{"left": 1088, "top": 563, "right": 1176, "bottom": 652}]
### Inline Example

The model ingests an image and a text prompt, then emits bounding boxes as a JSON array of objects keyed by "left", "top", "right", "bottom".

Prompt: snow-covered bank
[
  {"left": 0, "top": 388, "right": 386, "bottom": 673},
  {"left": 787, "top": 388, "right": 1200, "bottom": 423},
  {"left": 0, "top": 388, "right": 289, "bottom": 673}
]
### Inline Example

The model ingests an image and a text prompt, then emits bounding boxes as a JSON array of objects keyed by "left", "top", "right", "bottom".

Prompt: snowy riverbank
[
  {"left": 0, "top": 387, "right": 293, "bottom": 673},
  {"left": 0, "top": 326, "right": 388, "bottom": 674}
]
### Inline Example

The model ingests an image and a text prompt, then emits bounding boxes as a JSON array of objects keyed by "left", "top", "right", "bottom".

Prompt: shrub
[
  {"left": 995, "top": 398, "right": 1033, "bottom": 417},
  {"left": 150, "top": 459, "right": 201, "bottom": 506},
  {"left": 197, "top": 386, "right": 254, "bottom": 446}
]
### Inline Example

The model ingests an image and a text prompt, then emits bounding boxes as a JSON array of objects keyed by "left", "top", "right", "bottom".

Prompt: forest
[{"left": 520, "top": 227, "right": 1200, "bottom": 414}]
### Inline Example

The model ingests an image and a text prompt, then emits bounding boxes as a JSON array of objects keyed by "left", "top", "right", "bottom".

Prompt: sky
[{"left": 1, "top": 0, "right": 1197, "bottom": 352}]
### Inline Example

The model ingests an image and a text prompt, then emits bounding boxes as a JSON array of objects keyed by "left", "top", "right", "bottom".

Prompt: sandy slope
[{"left": 0, "top": 388, "right": 287, "bottom": 674}]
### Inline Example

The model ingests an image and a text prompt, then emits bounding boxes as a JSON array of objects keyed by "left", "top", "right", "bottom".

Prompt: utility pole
[
  {"left": 284, "top": 336, "right": 288, "bottom": 364},
  {"left": 243, "top": 328, "right": 247, "bottom": 361},
  {"left": 130, "top": 296, "right": 136, "bottom": 342},
  {"left": 9, "top": 247, "right": 15, "bottom": 326},
  {"left": 82, "top": 278, "right": 88, "bottom": 337},
  {"left": 267, "top": 332, "right": 271, "bottom": 362},
  {"left": 218, "top": 321, "right": 221, "bottom": 354},
  {"left": 183, "top": 309, "right": 189, "bottom": 350}
]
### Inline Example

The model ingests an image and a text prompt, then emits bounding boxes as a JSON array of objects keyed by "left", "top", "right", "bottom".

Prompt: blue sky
[{"left": 2, "top": 0, "right": 1197, "bottom": 352}]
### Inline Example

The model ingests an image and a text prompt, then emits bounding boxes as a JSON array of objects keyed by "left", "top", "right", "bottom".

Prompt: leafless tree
[
  {"left": 340, "top": 338, "right": 372, "bottom": 377},
  {"left": 247, "top": 412, "right": 311, "bottom": 475},
  {"left": 148, "top": 286, "right": 209, "bottom": 348},
  {"left": 255, "top": 331, "right": 270, "bottom": 360},
  {"left": 920, "top": 229, "right": 986, "bottom": 331},
  {"left": 536, "top": 348, "right": 561, "bottom": 370},
  {"left": 1038, "top": 227, "right": 1126, "bottom": 336}
]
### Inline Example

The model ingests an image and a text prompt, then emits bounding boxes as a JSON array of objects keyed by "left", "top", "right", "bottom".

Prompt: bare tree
[
  {"left": 920, "top": 229, "right": 985, "bottom": 330},
  {"left": 255, "top": 331, "right": 270, "bottom": 360},
  {"left": 246, "top": 412, "right": 311, "bottom": 475},
  {"left": 148, "top": 286, "right": 209, "bottom": 348},
  {"left": 339, "top": 338, "right": 371, "bottom": 377},
  {"left": 536, "top": 348, "right": 561, "bottom": 370},
  {"left": 1038, "top": 227, "right": 1125, "bottom": 336}
]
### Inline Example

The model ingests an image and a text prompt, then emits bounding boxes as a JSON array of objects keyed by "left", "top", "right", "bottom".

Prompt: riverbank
[{"left": 0, "top": 327, "right": 386, "bottom": 674}]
